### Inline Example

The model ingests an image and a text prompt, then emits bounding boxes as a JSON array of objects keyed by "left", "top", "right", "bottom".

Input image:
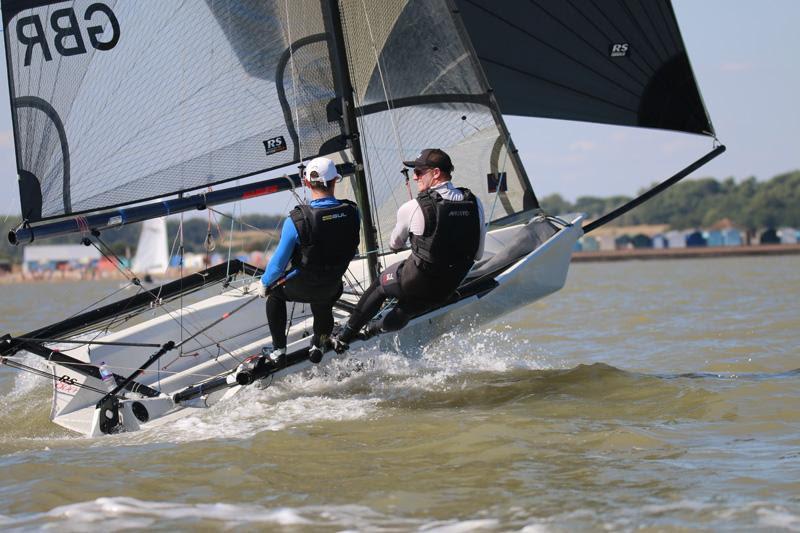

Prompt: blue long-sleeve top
[{"left": 261, "top": 197, "right": 346, "bottom": 287}]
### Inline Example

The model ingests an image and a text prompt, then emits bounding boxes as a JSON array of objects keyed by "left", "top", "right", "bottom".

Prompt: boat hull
[{"left": 47, "top": 215, "right": 583, "bottom": 435}]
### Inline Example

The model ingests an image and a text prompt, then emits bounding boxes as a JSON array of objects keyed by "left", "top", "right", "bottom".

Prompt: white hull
[{"left": 46, "top": 215, "right": 583, "bottom": 436}]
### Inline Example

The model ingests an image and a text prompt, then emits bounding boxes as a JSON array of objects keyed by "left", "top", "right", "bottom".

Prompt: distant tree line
[
  {"left": 540, "top": 170, "right": 800, "bottom": 231},
  {"left": 2, "top": 171, "right": 798, "bottom": 263}
]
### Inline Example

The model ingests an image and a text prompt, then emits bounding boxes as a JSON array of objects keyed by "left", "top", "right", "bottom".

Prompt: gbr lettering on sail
[{"left": 15, "top": 3, "right": 119, "bottom": 67}]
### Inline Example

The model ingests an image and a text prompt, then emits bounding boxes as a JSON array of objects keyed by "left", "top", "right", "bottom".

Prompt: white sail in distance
[{"left": 131, "top": 218, "right": 169, "bottom": 275}]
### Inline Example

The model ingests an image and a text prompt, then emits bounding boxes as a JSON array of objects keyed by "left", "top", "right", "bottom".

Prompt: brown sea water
[{"left": 1, "top": 256, "right": 798, "bottom": 531}]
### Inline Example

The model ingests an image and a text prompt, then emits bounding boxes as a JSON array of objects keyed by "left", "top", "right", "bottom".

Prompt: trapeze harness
[
  {"left": 384, "top": 187, "right": 481, "bottom": 303},
  {"left": 287, "top": 200, "right": 360, "bottom": 298}
]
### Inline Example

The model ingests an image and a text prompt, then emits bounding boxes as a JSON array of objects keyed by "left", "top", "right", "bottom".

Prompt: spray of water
[{"left": 115, "top": 325, "right": 555, "bottom": 444}]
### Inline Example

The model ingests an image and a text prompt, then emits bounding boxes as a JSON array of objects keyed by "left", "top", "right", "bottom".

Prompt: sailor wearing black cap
[
  {"left": 332, "top": 148, "right": 485, "bottom": 352},
  {"left": 259, "top": 157, "right": 360, "bottom": 364}
]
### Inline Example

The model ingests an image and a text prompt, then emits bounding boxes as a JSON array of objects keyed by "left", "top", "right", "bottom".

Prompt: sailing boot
[
  {"left": 262, "top": 346, "right": 286, "bottom": 365},
  {"left": 308, "top": 345, "right": 324, "bottom": 364},
  {"left": 361, "top": 320, "right": 383, "bottom": 341},
  {"left": 330, "top": 324, "right": 372, "bottom": 354},
  {"left": 308, "top": 335, "right": 327, "bottom": 364},
  {"left": 330, "top": 324, "right": 356, "bottom": 354}
]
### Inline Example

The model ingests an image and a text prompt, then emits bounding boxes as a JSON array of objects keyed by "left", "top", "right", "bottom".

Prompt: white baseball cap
[{"left": 304, "top": 157, "right": 340, "bottom": 185}]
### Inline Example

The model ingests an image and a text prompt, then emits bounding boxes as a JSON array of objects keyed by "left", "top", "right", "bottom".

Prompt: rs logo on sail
[{"left": 15, "top": 3, "right": 120, "bottom": 67}]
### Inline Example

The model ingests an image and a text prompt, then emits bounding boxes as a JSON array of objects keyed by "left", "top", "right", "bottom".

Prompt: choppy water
[{"left": 1, "top": 256, "right": 798, "bottom": 531}]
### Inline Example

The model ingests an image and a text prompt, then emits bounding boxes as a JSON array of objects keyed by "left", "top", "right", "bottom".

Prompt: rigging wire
[
  {"left": 283, "top": 0, "right": 304, "bottom": 165},
  {"left": 81, "top": 236, "right": 192, "bottom": 342},
  {"left": 486, "top": 140, "right": 511, "bottom": 224},
  {"left": 358, "top": 0, "right": 407, "bottom": 173},
  {"left": 49, "top": 224, "right": 234, "bottom": 374},
  {"left": 178, "top": 210, "right": 185, "bottom": 353},
  {"left": 354, "top": 112, "right": 388, "bottom": 262},
  {"left": 39, "top": 271, "right": 231, "bottom": 357},
  {"left": 337, "top": 8, "right": 401, "bottom": 275},
  {"left": 48, "top": 275, "right": 245, "bottom": 367},
  {"left": 225, "top": 201, "right": 237, "bottom": 281},
  {"left": 1, "top": 357, "right": 109, "bottom": 396},
  {"left": 1, "top": 354, "right": 226, "bottom": 384}
]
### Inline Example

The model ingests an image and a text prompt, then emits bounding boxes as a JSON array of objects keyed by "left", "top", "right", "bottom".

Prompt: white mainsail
[{"left": 131, "top": 218, "right": 169, "bottom": 275}]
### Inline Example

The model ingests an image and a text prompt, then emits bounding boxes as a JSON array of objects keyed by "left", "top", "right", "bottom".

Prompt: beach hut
[
  {"left": 652, "top": 234, "right": 668, "bottom": 249},
  {"left": 183, "top": 253, "right": 207, "bottom": 269},
  {"left": 95, "top": 257, "right": 117, "bottom": 273},
  {"left": 759, "top": 228, "right": 780, "bottom": 244},
  {"left": 685, "top": 231, "right": 706, "bottom": 247},
  {"left": 596, "top": 235, "right": 616, "bottom": 251},
  {"left": 705, "top": 230, "right": 725, "bottom": 247},
  {"left": 665, "top": 230, "right": 686, "bottom": 248},
  {"left": 631, "top": 234, "right": 653, "bottom": 248},
  {"left": 614, "top": 235, "right": 633, "bottom": 250},
  {"left": 22, "top": 245, "right": 101, "bottom": 274},
  {"left": 778, "top": 228, "right": 798, "bottom": 244},
  {"left": 581, "top": 236, "right": 600, "bottom": 252},
  {"left": 722, "top": 229, "right": 743, "bottom": 246}
]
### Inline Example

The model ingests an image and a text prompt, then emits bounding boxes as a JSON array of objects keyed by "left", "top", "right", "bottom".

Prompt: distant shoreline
[
  {"left": 572, "top": 243, "right": 800, "bottom": 262},
  {"left": 2, "top": 245, "right": 799, "bottom": 284},
  {"left": 0, "top": 269, "right": 202, "bottom": 285}
]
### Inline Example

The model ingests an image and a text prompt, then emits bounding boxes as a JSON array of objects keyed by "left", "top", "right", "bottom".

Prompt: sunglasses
[{"left": 413, "top": 167, "right": 434, "bottom": 177}]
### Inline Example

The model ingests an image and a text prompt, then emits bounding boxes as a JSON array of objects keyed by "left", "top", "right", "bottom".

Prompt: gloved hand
[{"left": 257, "top": 283, "right": 268, "bottom": 298}]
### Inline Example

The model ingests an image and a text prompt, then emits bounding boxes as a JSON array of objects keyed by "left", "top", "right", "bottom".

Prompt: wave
[
  {"left": 0, "top": 496, "right": 496, "bottom": 531},
  {"left": 2, "top": 326, "right": 797, "bottom": 446},
  {"left": 1, "top": 495, "right": 797, "bottom": 531}
]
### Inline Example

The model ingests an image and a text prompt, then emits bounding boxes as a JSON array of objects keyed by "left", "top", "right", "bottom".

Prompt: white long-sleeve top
[{"left": 389, "top": 181, "right": 486, "bottom": 260}]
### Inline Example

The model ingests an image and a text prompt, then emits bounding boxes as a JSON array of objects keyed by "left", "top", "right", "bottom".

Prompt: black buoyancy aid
[
  {"left": 410, "top": 188, "right": 480, "bottom": 273},
  {"left": 290, "top": 200, "right": 360, "bottom": 277}
]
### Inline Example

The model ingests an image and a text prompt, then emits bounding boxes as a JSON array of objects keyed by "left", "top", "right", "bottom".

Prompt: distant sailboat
[{"left": 130, "top": 218, "right": 169, "bottom": 281}]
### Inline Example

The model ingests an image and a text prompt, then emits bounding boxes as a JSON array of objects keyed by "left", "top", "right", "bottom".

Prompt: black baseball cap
[{"left": 403, "top": 148, "right": 454, "bottom": 173}]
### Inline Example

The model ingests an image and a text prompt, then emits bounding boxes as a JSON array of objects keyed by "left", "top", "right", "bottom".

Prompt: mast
[{"left": 321, "top": 0, "right": 380, "bottom": 284}]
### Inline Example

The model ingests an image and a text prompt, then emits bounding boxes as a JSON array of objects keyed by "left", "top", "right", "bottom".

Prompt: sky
[{"left": 0, "top": 0, "right": 798, "bottom": 220}]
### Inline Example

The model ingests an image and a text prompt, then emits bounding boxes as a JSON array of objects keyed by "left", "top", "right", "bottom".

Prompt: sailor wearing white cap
[{"left": 259, "top": 157, "right": 360, "bottom": 364}]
